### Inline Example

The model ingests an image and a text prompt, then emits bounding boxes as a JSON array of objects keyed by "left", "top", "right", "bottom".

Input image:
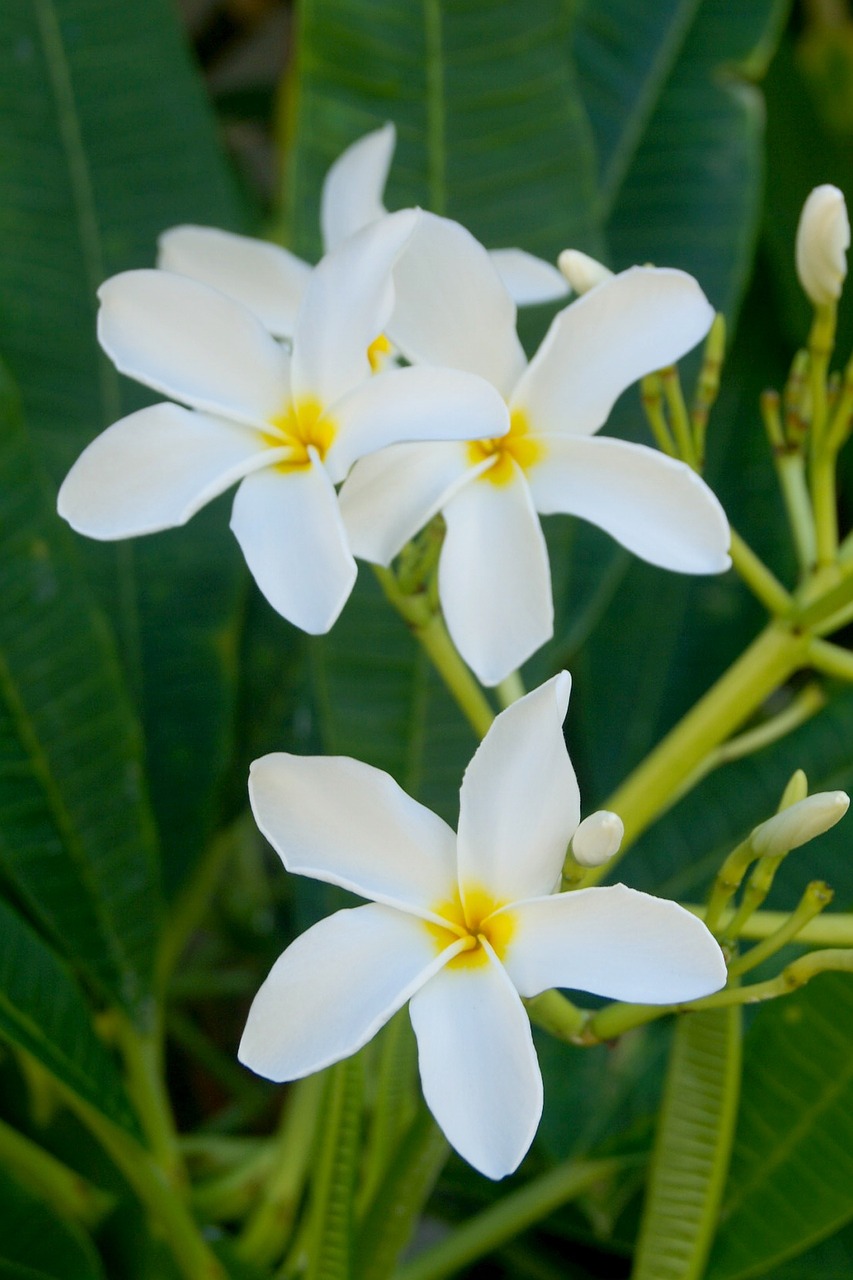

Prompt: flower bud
[
  {"left": 751, "top": 790, "right": 849, "bottom": 859},
  {"left": 795, "top": 185, "right": 850, "bottom": 307},
  {"left": 557, "top": 249, "right": 614, "bottom": 295},
  {"left": 571, "top": 810, "right": 624, "bottom": 867}
]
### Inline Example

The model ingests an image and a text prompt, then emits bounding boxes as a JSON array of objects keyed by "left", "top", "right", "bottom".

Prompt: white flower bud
[
  {"left": 571, "top": 810, "right": 624, "bottom": 867},
  {"left": 557, "top": 249, "right": 614, "bottom": 295},
  {"left": 795, "top": 185, "right": 850, "bottom": 307},
  {"left": 751, "top": 790, "right": 850, "bottom": 859}
]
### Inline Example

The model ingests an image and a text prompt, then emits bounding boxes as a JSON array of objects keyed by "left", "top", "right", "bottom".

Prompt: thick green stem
[
  {"left": 394, "top": 1158, "right": 628, "bottom": 1280},
  {"left": 59, "top": 1086, "right": 227, "bottom": 1280},
  {"left": 728, "top": 529, "right": 792, "bottom": 615},
  {"left": 584, "top": 624, "right": 808, "bottom": 880},
  {"left": 495, "top": 670, "right": 526, "bottom": 708},
  {"left": 305, "top": 1057, "right": 364, "bottom": 1280}
]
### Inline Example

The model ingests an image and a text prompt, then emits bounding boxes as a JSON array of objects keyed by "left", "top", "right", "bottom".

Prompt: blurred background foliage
[{"left": 1, "top": 0, "right": 853, "bottom": 1276}]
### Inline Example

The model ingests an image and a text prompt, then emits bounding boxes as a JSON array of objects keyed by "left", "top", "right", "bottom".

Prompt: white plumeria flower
[
  {"left": 240, "top": 673, "right": 726, "bottom": 1180},
  {"left": 158, "top": 122, "right": 568, "bottom": 333},
  {"left": 339, "top": 214, "right": 732, "bottom": 685},
  {"left": 57, "top": 211, "right": 509, "bottom": 634}
]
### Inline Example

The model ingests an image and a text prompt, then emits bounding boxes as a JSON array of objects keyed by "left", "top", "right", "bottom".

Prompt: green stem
[
  {"left": 812, "top": 452, "right": 840, "bottom": 567},
  {"left": 238, "top": 1073, "right": 325, "bottom": 1267},
  {"left": 584, "top": 624, "right": 808, "bottom": 879},
  {"left": 374, "top": 567, "right": 494, "bottom": 738},
  {"left": 641, "top": 373, "right": 677, "bottom": 456},
  {"left": 727, "top": 881, "right": 833, "bottom": 977},
  {"left": 115, "top": 1015, "right": 184, "bottom": 1189},
  {"left": 728, "top": 529, "right": 792, "bottom": 615},
  {"left": 672, "top": 683, "right": 825, "bottom": 800},
  {"left": 585, "top": 948, "right": 853, "bottom": 1042},
  {"left": 394, "top": 1158, "right": 629, "bottom": 1280},
  {"left": 682, "top": 904, "right": 853, "bottom": 946},
  {"left": 0, "top": 1114, "right": 113, "bottom": 1228},
  {"left": 777, "top": 453, "right": 817, "bottom": 574},
  {"left": 495, "top": 670, "right": 526, "bottom": 708},
  {"left": 660, "top": 366, "right": 697, "bottom": 466},
  {"left": 59, "top": 1086, "right": 227, "bottom": 1280},
  {"left": 808, "top": 636, "right": 853, "bottom": 681},
  {"left": 525, "top": 989, "right": 587, "bottom": 1041}
]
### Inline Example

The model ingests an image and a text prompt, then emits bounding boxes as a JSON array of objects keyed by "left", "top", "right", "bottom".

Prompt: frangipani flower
[
  {"left": 239, "top": 674, "right": 726, "bottom": 1180},
  {"left": 58, "top": 211, "right": 509, "bottom": 634},
  {"left": 339, "top": 214, "right": 732, "bottom": 685},
  {"left": 158, "top": 123, "right": 568, "bottom": 333}
]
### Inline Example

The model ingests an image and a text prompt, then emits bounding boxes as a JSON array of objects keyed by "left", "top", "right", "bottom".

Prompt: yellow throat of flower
[
  {"left": 367, "top": 333, "right": 393, "bottom": 372},
  {"left": 467, "top": 407, "right": 545, "bottom": 486},
  {"left": 264, "top": 398, "right": 336, "bottom": 471},
  {"left": 427, "top": 884, "right": 515, "bottom": 969}
]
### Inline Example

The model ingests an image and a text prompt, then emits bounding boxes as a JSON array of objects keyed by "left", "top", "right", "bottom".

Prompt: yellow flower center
[
  {"left": 263, "top": 398, "right": 336, "bottom": 472},
  {"left": 367, "top": 333, "right": 393, "bottom": 372},
  {"left": 467, "top": 407, "right": 545, "bottom": 486},
  {"left": 426, "top": 884, "right": 515, "bottom": 970}
]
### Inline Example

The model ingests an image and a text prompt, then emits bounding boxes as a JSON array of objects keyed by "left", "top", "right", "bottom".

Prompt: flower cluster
[{"left": 56, "top": 123, "right": 736, "bottom": 1177}]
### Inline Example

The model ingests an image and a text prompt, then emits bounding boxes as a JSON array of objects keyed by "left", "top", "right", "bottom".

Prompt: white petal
[
  {"left": 98, "top": 270, "right": 291, "bottom": 426},
  {"left": 292, "top": 209, "right": 418, "bottom": 409},
  {"left": 528, "top": 435, "right": 731, "bottom": 573},
  {"left": 390, "top": 212, "right": 527, "bottom": 397},
  {"left": 240, "top": 903, "right": 458, "bottom": 1081},
  {"left": 501, "top": 885, "right": 727, "bottom": 1003},
  {"left": 511, "top": 267, "right": 714, "bottom": 437},
  {"left": 230, "top": 461, "right": 356, "bottom": 633},
  {"left": 57, "top": 403, "right": 268, "bottom": 538},
  {"left": 409, "top": 944, "right": 543, "bottom": 1179},
  {"left": 488, "top": 248, "right": 570, "bottom": 306},
  {"left": 456, "top": 674, "right": 577, "bottom": 903},
  {"left": 320, "top": 122, "right": 396, "bottom": 252},
  {"left": 157, "top": 225, "right": 311, "bottom": 338},
  {"left": 339, "top": 442, "right": 473, "bottom": 565},
  {"left": 326, "top": 366, "right": 510, "bottom": 484},
  {"left": 439, "top": 471, "right": 554, "bottom": 686},
  {"left": 248, "top": 752, "right": 458, "bottom": 916}
]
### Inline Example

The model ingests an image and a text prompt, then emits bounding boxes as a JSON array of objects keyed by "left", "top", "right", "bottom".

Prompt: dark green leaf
[
  {"left": 284, "top": 0, "right": 602, "bottom": 262},
  {"left": 0, "top": 364, "right": 159, "bottom": 1013},
  {"left": 0, "top": 1165, "right": 104, "bottom": 1280},
  {"left": 0, "top": 0, "right": 249, "bottom": 896},
  {"left": 0, "top": 897, "right": 136, "bottom": 1133},
  {"left": 576, "top": 0, "right": 790, "bottom": 314},
  {"left": 708, "top": 974, "right": 853, "bottom": 1279}
]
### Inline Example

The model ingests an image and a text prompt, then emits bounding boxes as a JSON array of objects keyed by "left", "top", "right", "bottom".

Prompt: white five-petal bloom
[
  {"left": 239, "top": 673, "right": 727, "bottom": 1180},
  {"left": 157, "top": 122, "right": 568, "bottom": 332},
  {"left": 57, "top": 211, "right": 509, "bottom": 634},
  {"left": 339, "top": 214, "right": 732, "bottom": 685}
]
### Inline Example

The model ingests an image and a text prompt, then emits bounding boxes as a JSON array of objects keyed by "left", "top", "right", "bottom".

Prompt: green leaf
[
  {"left": 0, "top": 363, "right": 160, "bottom": 1013},
  {"left": 575, "top": 0, "right": 790, "bottom": 314},
  {"left": 0, "top": 0, "right": 249, "bottom": 896},
  {"left": 286, "top": 0, "right": 603, "bottom": 796},
  {"left": 632, "top": 1006, "right": 741, "bottom": 1280},
  {"left": 284, "top": 0, "right": 602, "bottom": 262},
  {"left": 0, "top": 1167, "right": 104, "bottom": 1280},
  {"left": 0, "top": 897, "right": 136, "bottom": 1133},
  {"left": 708, "top": 974, "right": 853, "bottom": 1279}
]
